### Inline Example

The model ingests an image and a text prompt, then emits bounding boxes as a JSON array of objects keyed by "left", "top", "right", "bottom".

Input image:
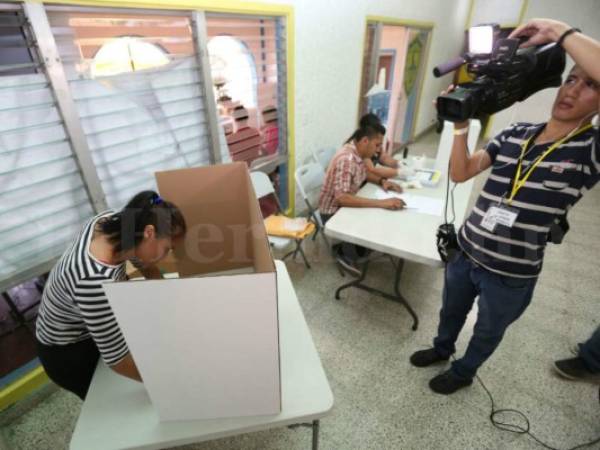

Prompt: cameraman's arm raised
[
  {"left": 448, "top": 22, "right": 600, "bottom": 184},
  {"left": 509, "top": 19, "right": 600, "bottom": 83},
  {"left": 448, "top": 120, "right": 492, "bottom": 182},
  {"left": 437, "top": 87, "right": 493, "bottom": 183}
]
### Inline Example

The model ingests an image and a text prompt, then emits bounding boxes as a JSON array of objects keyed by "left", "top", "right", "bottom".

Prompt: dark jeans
[
  {"left": 579, "top": 327, "right": 600, "bottom": 373},
  {"left": 37, "top": 338, "right": 100, "bottom": 400},
  {"left": 433, "top": 252, "right": 537, "bottom": 380}
]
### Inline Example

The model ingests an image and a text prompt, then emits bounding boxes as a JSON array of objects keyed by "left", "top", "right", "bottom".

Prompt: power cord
[
  {"left": 448, "top": 351, "right": 600, "bottom": 450},
  {"left": 478, "top": 370, "right": 600, "bottom": 450}
]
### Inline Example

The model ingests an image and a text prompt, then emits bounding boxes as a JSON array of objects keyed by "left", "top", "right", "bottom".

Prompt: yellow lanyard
[{"left": 507, "top": 124, "right": 593, "bottom": 204}]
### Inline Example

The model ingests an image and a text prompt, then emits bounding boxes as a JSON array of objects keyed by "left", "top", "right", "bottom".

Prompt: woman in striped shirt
[{"left": 36, "top": 191, "right": 186, "bottom": 399}]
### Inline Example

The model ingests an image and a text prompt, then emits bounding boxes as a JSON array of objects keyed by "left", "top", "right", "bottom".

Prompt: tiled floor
[{"left": 1, "top": 130, "right": 599, "bottom": 450}]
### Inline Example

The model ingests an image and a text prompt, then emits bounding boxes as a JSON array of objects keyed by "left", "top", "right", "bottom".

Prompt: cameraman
[{"left": 410, "top": 19, "right": 600, "bottom": 395}]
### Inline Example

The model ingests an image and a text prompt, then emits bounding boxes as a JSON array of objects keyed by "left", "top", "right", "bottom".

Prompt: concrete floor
[{"left": 1, "top": 130, "right": 599, "bottom": 450}]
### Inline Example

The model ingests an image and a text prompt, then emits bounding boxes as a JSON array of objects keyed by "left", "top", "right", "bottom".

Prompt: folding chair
[
  {"left": 250, "top": 171, "right": 314, "bottom": 268},
  {"left": 250, "top": 154, "right": 280, "bottom": 175},
  {"left": 294, "top": 162, "right": 329, "bottom": 246},
  {"left": 312, "top": 146, "right": 337, "bottom": 170}
]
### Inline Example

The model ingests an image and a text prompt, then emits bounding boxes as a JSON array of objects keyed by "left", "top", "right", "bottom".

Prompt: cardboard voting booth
[{"left": 103, "top": 163, "right": 281, "bottom": 421}]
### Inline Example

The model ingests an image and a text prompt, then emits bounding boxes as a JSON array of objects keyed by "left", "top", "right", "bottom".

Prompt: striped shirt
[
  {"left": 36, "top": 212, "right": 130, "bottom": 366},
  {"left": 318, "top": 143, "right": 368, "bottom": 215},
  {"left": 459, "top": 122, "right": 599, "bottom": 278}
]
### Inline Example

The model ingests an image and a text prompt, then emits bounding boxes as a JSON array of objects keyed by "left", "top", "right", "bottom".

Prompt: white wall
[
  {"left": 237, "top": 0, "right": 470, "bottom": 168},
  {"left": 487, "top": 0, "right": 600, "bottom": 138},
  {"left": 470, "top": 0, "right": 523, "bottom": 27}
]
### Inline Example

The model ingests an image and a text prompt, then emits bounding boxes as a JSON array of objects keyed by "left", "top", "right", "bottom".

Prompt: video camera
[{"left": 434, "top": 23, "right": 566, "bottom": 122}]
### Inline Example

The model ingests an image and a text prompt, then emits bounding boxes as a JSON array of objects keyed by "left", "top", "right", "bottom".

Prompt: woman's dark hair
[
  {"left": 345, "top": 123, "right": 386, "bottom": 144},
  {"left": 359, "top": 113, "right": 382, "bottom": 128},
  {"left": 97, "top": 191, "right": 187, "bottom": 254}
]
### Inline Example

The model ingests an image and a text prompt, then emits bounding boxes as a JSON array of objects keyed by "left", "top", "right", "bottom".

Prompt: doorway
[{"left": 359, "top": 21, "right": 432, "bottom": 153}]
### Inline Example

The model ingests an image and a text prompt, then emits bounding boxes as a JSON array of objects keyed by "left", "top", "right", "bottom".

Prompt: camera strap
[{"left": 507, "top": 123, "right": 593, "bottom": 205}]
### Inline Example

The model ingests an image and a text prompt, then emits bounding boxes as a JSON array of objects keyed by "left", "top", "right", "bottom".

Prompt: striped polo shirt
[
  {"left": 459, "top": 122, "right": 599, "bottom": 278},
  {"left": 36, "top": 212, "right": 130, "bottom": 366}
]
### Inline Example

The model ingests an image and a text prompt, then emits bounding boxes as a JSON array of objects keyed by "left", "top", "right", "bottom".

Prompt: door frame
[{"left": 358, "top": 16, "right": 434, "bottom": 144}]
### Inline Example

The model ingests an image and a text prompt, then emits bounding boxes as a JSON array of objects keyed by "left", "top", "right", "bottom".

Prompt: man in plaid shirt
[{"left": 319, "top": 124, "right": 405, "bottom": 224}]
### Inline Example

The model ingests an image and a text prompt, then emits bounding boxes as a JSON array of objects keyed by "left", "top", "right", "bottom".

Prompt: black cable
[
  {"left": 473, "top": 364, "right": 600, "bottom": 450},
  {"left": 444, "top": 159, "right": 451, "bottom": 225}
]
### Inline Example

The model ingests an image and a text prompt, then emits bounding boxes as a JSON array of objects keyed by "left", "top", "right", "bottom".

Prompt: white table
[
  {"left": 325, "top": 162, "right": 473, "bottom": 330},
  {"left": 70, "top": 261, "right": 333, "bottom": 450}
]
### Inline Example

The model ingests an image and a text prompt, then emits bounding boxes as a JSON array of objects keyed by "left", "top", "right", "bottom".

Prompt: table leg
[
  {"left": 288, "top": 420, "right": 320, "bottom": 450},
  {"left": 334, "top": 257, "right": 419, "bottom": 330},
  {"left": 391, "top": 259, "right": 418, "bottom": 330},
  {"left": 334, "top": 260, "right": 370, "bottom": 300}
]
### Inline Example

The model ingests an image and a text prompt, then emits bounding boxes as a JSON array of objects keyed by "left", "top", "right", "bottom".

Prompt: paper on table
[{"left": 374, "top": 189, "right": 444, "bottom": 216}]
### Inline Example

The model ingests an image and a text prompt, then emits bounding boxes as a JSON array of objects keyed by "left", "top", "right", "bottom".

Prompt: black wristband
[{"left": 557, "top": 27, "right": 580, "bottom": 48}]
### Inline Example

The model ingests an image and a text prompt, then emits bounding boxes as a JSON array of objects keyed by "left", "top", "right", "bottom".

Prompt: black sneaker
[
  {"left": 553, "top": 357, "right": 600, "bottom": 384},
  {"left": 410, "top": 348, "right": 449, "bottom": 367},
  {"left": 429, "top": 369, "right": 473, "bottom": 395}
]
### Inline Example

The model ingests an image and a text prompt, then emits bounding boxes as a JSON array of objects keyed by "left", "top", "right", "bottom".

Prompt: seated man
[
  {"left": 359, "top": 113, "right": 414, "bottom": 180},
  {"left": 318, "top": 123, "right": 405, "bottom": 225},
  {"left": 226, "top": 105, "right": 261, "bottom": 165}
]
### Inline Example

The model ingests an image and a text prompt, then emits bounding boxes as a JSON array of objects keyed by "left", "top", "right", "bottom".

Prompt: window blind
[
  {"left": 0, "top": 6, "right": 94, "bottom": 288},
  {"left": 206, "top": 14, "right": 289, "bottom": 207},
  {"left": 46, "top": 8, "right": 228, "bottom": 209}
]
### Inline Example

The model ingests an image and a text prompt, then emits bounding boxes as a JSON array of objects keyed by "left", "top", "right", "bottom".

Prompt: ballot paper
[{"left": 374, "top": 189, "right": 444, "bottom": 216}]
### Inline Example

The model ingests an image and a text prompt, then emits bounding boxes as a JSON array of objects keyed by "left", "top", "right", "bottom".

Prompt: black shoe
[
  {"left": 429, "top": 369, "right": 473, "bottom": 395},
  {"left": 553, "top": 357, "right": 600, "bottom": 384},
  {"left": 410, "top": 348, "right": 449, "bottom": 367}
]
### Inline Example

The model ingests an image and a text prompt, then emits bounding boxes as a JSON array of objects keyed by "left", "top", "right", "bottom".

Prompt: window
[
  {"left": 92, "top": 36, "right": 170, "bottom": 77},
  {"left": 206, "top": 16, "right": 289, "bottom": 208},
  {"left": 0, "top": 11, "right": 38, "bottom": 76},
  {"left": 208, "top": 35, "right": 257, "bottom": 109},
  {"left": 46, "top": 9, "right": 227, "bottom": 209}
]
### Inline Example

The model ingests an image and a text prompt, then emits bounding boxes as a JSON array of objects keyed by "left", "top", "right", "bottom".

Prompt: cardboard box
[{"left": 103, "top": 163, "right": 281, "bottom": 421}]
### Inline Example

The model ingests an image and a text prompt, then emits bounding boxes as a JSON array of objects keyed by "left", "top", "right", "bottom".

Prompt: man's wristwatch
[{"left": 379, "top": 177, "right": 387, "bottom": 186}]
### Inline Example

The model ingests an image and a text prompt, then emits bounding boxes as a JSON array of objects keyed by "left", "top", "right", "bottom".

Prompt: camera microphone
[{"left": 433, "top": 56, "right": 466, "bottom": 78}]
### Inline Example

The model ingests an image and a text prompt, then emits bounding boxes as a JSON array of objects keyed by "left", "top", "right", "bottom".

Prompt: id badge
[{"left": 480, "top": 203, "right": 519, "bottom": 233}]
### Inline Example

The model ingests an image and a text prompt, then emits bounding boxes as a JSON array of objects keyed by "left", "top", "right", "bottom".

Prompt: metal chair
[
  {"left": 250, "top": 171, "right": 312, "bottom": 268},
  {"left": 312, "top": 146, "right": 337, "bottom": 170},
  {"left": 294, "top": 162, "right": 329, "bottom": 246}
]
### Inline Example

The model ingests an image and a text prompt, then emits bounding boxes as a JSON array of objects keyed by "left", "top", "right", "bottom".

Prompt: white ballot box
[{"left": 103, "top": 163, "right": 281, "bottom": 422}]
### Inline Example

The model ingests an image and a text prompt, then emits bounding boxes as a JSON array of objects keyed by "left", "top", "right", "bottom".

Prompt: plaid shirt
[{"left": 318, "top": 143, "right": 367, "bottom": 215}]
